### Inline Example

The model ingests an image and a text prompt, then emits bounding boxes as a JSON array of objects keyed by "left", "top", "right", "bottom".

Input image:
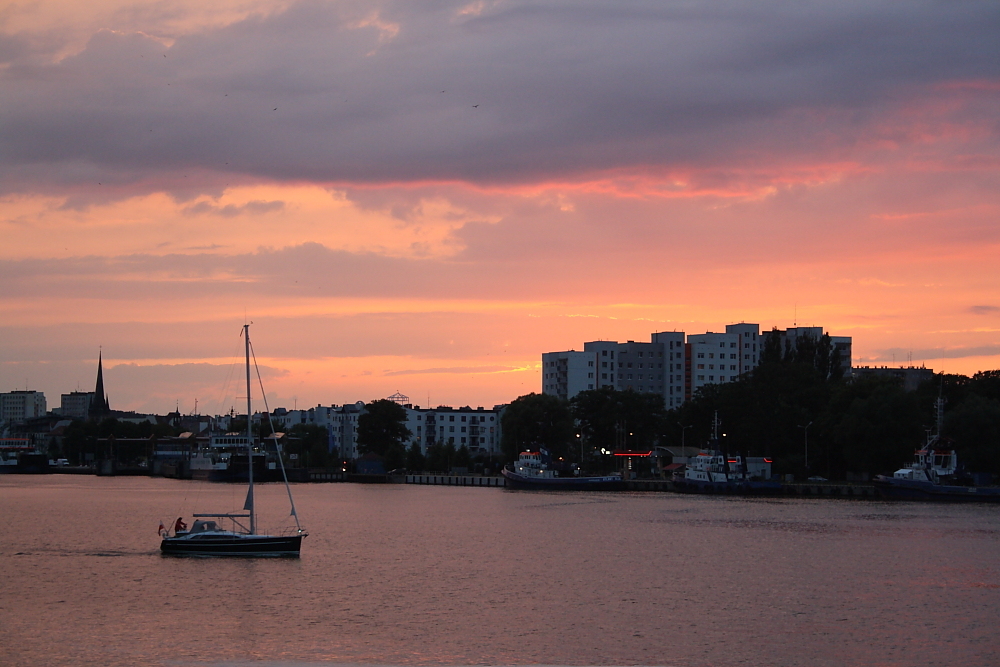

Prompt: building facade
[
  {"left": 541, "top": 322, "right": 851, "bottom": 408},
  {"left": 402, "top": 405, "right": 501, "bottom": 456},
  {"left": 0, "top": 390, "right": 47, "bottom": 426},
  {"left": 58, "top": 392, "right": 94, "bottom": 419}
]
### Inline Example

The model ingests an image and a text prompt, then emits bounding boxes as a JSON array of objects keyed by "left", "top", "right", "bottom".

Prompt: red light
[{"left": 763, "top": 458, "right": 772, "bottom": 463}]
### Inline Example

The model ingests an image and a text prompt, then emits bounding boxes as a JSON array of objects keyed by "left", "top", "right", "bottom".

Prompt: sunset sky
[{"left": 2, "top": 0, "right": 999, "bottom": 415}]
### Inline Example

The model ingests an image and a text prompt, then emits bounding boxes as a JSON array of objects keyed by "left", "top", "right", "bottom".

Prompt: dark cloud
[
  {"left": 2, "top": 0, "right": 998, "bottom": 195},
  {"left": 970, "top": 305, "right": 1000, "bottom": 315},
  {"left": 183, "top": 199, "right": 285, "bottom": 216}
]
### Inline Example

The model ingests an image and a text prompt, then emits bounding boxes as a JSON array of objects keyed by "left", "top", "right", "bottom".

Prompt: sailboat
[{"left": 160, "top": 324, "right": 307, "bottom": 557}]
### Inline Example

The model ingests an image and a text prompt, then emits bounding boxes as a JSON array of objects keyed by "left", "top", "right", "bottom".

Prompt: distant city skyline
[{"left": 2, "top": 1, "right": 999, "bottom": 414}]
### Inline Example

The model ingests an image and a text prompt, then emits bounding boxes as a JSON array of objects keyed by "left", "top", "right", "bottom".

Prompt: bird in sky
[{"left": 472, "top": 104, "right": 479, "bottom": 108}]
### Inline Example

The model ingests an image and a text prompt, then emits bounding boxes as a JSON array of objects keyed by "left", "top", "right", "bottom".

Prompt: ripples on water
[{"left": 2, "top": 476, "right": 999, "bottom": 667}]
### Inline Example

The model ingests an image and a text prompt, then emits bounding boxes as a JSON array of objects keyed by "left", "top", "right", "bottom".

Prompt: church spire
[{"left": 91, "top": 350, "right": 110, "bottom": 418}]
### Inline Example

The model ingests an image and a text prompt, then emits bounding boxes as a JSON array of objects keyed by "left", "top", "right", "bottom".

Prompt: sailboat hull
[{"left": 160, "top": 533, "right": 303, "bottom": 557}]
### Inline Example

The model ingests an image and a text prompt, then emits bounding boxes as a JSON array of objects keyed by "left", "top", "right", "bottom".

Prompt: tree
[
  {"left": 406, "top": 442, "right": 425, "bottom": 472},
  {"left": 356, "top": 400, "right": 411, "bottom": 463},
  {"left": 287, "top": 423, "right": 330, "bottom": 468},
  {"left": 500, "top": 393, "right": 574, "bottom": 462},
  {"left": 944, "top": 393, "right": 1000, "bottom": 476},
  {"left": 571, "top": 387, "right": 670, "bottom": 455}
]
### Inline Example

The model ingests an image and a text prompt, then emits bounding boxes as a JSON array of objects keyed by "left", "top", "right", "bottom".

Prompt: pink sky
[{"left": 2, "top": 1, "right": 999, "bottom": 414}]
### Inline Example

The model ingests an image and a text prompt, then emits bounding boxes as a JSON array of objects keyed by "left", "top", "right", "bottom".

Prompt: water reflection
[{"left": 1, "top": 476, "right": 999, "bottom": 667}]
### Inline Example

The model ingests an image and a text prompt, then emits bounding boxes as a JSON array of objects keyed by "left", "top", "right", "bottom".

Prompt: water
[{"left": 2, "top": 476, "right": 999, "bottom": 667}]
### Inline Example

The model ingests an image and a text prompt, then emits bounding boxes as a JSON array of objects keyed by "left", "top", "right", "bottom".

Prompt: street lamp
[
  {"left": 679, "top": 423, "right": 692, "bottom": 450},
  {"left": 799, "top": 421, "right": 813, "bottom": 469}
]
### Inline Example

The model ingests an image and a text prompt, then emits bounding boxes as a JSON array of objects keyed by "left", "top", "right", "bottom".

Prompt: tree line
[{"left": 500, "top": 332, "right": 1000, "bottom": 479}]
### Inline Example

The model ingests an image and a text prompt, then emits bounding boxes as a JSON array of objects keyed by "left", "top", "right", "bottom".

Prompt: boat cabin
[{"left": 893, "top": 448, "right": 957, "bottom": 482}]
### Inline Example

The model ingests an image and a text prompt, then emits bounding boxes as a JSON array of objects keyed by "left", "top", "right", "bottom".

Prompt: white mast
[{"left": 244, "top": 323, "right": 256, "bottom": 535}]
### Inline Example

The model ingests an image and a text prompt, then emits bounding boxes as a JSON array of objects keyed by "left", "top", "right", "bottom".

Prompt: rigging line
[
  {"left": 214, "top": 331, "right": 245, "bottom": 419},
  {"left": 249, "top": 337, "right": 303, "bottom": 532}
]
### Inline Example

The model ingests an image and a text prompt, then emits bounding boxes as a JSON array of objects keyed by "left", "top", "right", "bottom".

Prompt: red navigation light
[{"left": 763, "top": 458, "right": 772, "bottom": 463}]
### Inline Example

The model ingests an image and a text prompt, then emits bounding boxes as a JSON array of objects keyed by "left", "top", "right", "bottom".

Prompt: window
[
  {"left": 602, "top": 350, "right": 607, "bottom": 356},
  {"left": 698, "top": 375, "right": 705, "bottom": 381},
  {"left": 602, "top": 373, "right": 607, "bottom": 379},
  {"left": 638, "top": 351, "right": 643, "bottom": 357},
  {"left": 588, "top": 384, "right": 594, "bottom": 389},
  {"left": 720, "top": 342, "right": 725, "bottom": 348},
  {"left": 709, "top": 375, "right": 715, "bottom": 381},
  {"left": 730, "top": 354, "right": 736, "bottom": 359},
  {"left": 709, "top": 364, "right": 714, "bottom": 370},
  {"left": 588, "top": 372, "right": 594, "bottom": 378},
  {"left": 461, "top": 437, "right": 466, "bottom": 444},
  {"left": 602, "top": 361, "right": 607, "bottom": 368},
  {"left": 628, "top": 363, "right": 633, "bottom": 368},
  {"left": 744, "top": 354, "right": 750, "bottom": 360},
  {"left": 461, "top": 426, "right": 466, "bottom": 433},
  {"left": 745, "top": 343, "right": 750, "bottom": 349},
  {"left": 698, "top": 353, "right": 705, "bottom": 358},
  {"left": 449, "top": 416, "right": 454, "bottom": 422},
  {"left": 449, "top": 426, "right": 455, "bottom": 432},
  {"left": 709, "top": 353, "right": 714, "bottom": 359},
  {"left": 461, "top": 416, "right": 466, "bottom": 422},
  {"left": 638, "top": 374, "right": 643, "bottom": 380},
  {"left": 697, "top": 364, "right": 704, "bottom": 369},
  {"left": 638, "top": 363, "right": 643, "bottom": 369},
  {"left": 627, "top": 374, "right": 633, "bottom": 380},
  {"left": 588, "top": 361, "right": 594, "bottom": 367}
]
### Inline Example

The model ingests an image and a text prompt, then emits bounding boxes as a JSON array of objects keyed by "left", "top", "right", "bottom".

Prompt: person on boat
[{"left": 174, "top": 517, "right": 188, "bottom": 534}]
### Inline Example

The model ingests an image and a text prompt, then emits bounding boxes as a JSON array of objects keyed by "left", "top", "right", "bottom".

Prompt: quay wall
[{"left": 405, "top": 474, "right": 505, "bottom": 487}]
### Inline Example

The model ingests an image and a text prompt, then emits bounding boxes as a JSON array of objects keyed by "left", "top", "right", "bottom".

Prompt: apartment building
[
  {"left": 0, "top": 390, "right": 47, "bottom": 426},
  {"left": 402, "top": 405, "right": 501, "bottom": 456},
  {"left": 541, "top": 322, "right": 849, "bottom": 408}
]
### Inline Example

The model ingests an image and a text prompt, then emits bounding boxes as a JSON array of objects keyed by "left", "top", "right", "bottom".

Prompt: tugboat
[
  {"left": 502, "top": 449, "right": 625, "bottom": 490},
  {"left": 673, "top": 413, "right": 781, "bottom": 494},
  {"left": 873, "top": 398, "right": 1000, "bottom": 502}
]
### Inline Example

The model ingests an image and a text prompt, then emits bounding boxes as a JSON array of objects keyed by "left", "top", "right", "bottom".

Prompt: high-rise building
[
  {"left": 0, "top": 390, "right": 47, "bottom": 425},
  {"left": 541, "top": 322, "right": 848, "bottom": 408},
  {"left": 541, "top": 350, "right": 597, "bottom": 401},
  {"left": 58, "top": 392, "right": 95, "bottom": 419}
]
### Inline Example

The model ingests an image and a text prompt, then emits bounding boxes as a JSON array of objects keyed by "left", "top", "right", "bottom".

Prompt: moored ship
[
  {"left": 502, "top": 450, "right": 625, "bottom": 490},
  {"left": 873, "top": 398, "right": 1000, "bottom": 502},
  {"left": 672, "top": 413, "right": 780, "bottom": 494}
]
